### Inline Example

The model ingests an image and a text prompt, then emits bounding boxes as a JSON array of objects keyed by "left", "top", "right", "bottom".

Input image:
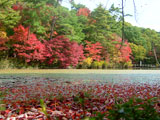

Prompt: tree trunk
[
  {"left": 119, "top": 0, "right": 125, "bottom": 50},
  {"left": 50, "top": 0, "right": 60, "bottom": 40},
  {"left": 27, "top": 25, "right": 30, "bottom": 40},
  {"left": 152, "top": 44, "right": 160, "bottom": 66},
  {"left": 49, "top": 18, "right": 56, "bottom": 40}
]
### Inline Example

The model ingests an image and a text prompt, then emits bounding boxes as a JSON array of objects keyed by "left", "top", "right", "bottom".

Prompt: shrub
[
  {"left": 0, "top": 90, "right": 7, "bottom": 111},
  {"left": 102, "top": 61, "right": 109, "bottom": 69},
  {"left": 10, "top": 58, "right": 37, "bottom": 69},
  {"left": 123, "top": 61, "right": 133, "bottom": 68},
  {"left": 0, "top": 58, "right": 39, "bottom": 69},
  {"left": 91, "top": 61, "right": 104, "bottom": 69},
  {"left": 108, "top": 97, "right": 160, "bottom": 120},
  {"left": 0, "top": 59, "right": 14, "bottom": 69},
  {"left": 107, "top": 62, "right": 114, "bottom": 68},
  {"left": 81, "top": 57, "right": 92, "bottom": 69},
  {"left": 87, "top": 97, "right": 160, "bottom": 120},
  {"left": 0, "top": 37, "right": 8, "bottom": 59}
]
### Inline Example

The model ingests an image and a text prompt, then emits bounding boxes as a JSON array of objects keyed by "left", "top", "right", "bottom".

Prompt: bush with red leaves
[
  {"left": 0, "top": 37, "right": 8, "bottom": 51},
  {"left": 44, "top": 36, "right": 84, "bottom": 68},
  {"left": 10, "top": 25, "right": 48, "bottom": 63},
  {"left": 84, "top": 41, "right": 103, "bottom": 61},
  {"left": 114, "top": 36, "right": 132, "bottom": 62}
]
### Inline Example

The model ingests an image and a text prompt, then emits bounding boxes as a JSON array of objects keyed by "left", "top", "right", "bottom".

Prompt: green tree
[
  {"left": 21, "top": 0, "right": 56, "bottom": 37},
  {"left": 141, "top": 28, "right": 160, "bottom": 65},
  {"left": 84, "top": 5, "right": 123, "bottom": 60},
  {"left": 124, "top": 23, "right": 152, "bottom": 54},
  {"left": 55, "top": 6, "right": 86, "bottom": 43},
  {"left": 70, "top": 0, "right": 86, "bottom": 11},
  {"left": 0, "top": 0, "right": 21, "bottom": 28},
  {"left": 109, "top": 4, "right": 122, "bottom": 36},
  {"left": 124, "top": 24, "right": 145, "bottom": 45},
  {"left": 85, "top": 5, "right": 113, "bottom": 44},
  {"left": 130, "top": 43, "right": 146, "bottom": 63}
]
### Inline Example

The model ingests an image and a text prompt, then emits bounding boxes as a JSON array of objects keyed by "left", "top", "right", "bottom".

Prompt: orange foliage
[{"left": 77, "top": 8, "right": 90, "bottom": 17}]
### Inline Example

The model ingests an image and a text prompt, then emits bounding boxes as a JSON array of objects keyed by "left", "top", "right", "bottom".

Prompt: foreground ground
[{"left": 0, "top": 70, "right": 160, "bottom": 119}]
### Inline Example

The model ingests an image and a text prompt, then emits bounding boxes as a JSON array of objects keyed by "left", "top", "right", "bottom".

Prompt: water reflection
[{"left": 0, "top": 73, "right": 160, "bottom": 87}]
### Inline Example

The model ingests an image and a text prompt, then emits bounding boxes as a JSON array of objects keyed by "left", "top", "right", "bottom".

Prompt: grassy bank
[{"left": 0, "top": 69, "right": 160, "bottom": 74}]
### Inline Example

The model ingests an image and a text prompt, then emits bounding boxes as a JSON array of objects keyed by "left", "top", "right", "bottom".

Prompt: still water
[{"left": 0, "top": 70, "right": 160, "bottom": 85}]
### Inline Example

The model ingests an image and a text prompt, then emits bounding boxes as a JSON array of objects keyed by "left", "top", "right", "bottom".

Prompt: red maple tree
[
  {"left": 77, "top": 8, "right": 90, "bottom": 17},
  {"left": 44, "top": 36, "right": 84, "bottom": 68},
  {"left": 114, "top": 35, "right": 132, "bottom": 62},
  {"left": 10, "top": 25, "right": 48, "bottom": 63},
  {"left": 84, "top": 41, "right": 103, "bottom": 61}
]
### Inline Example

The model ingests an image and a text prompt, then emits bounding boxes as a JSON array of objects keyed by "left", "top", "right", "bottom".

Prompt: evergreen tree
[{"left": 0, "top": 0, "right": 21, "bottom": 28}]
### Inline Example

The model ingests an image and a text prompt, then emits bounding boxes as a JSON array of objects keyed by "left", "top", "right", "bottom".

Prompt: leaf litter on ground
[{"left": 0, "top": 76, "right": 159, "bottom": 119}]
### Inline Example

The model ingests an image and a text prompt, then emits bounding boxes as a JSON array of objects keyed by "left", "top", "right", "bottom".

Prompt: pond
[{"left": 0, "top": 70, "right": 160, "bottom": 87}]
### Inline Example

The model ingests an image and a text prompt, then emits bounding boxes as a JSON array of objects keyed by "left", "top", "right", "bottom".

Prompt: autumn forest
[{"left": 0, "top": 0, "right": 160, "bottom": 69}]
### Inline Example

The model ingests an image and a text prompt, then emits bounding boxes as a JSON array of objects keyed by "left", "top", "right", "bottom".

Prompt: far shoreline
[{"left": 0, "top": 69, "right": 160, "bottom": 74}]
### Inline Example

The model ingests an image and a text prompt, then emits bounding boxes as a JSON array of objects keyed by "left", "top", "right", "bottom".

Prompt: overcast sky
[{"left": 62, "top": 0, "right": 160, "bottom": 32}]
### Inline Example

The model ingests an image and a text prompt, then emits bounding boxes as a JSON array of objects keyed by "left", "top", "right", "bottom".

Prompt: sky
[{"left": 62, "top": 0, "right": 160, "bottom": 32}]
